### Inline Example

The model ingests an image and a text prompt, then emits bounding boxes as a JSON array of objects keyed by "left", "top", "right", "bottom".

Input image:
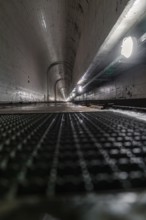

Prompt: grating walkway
[{"left": 0, "top": 111, "right": 146, "bottom": 198}]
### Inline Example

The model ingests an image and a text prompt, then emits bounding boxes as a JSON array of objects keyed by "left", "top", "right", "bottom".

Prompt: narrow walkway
[
  {"left": 0, "top": 111, "right": 146, "bottom": 199},
  {"left": 0, "top": 103, "right": 98, "bottom": 114}
]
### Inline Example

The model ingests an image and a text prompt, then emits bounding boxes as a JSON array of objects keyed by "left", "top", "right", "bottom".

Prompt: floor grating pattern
[{"left": 0, "top": 111, "right": 146, "bottom": 198}]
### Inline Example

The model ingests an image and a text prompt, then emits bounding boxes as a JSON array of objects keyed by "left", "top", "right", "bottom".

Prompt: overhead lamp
[
  {"left": 71, "top": 93, "right": 75, "bottom": 98},
  {"left": 78, "top": 85, "right": 83, "bottom": 93},
  {"left": 66, "top": 97, "right": 70, "bottom": 102},
  {"left": 77, "top": 78, "right": 84, "bottom": 85},
  {"left": 140, "top": 33, "right": 146, "bottom": 43},
  {"left": 121, "top": 36, "right": 134, "bottom": 58}
]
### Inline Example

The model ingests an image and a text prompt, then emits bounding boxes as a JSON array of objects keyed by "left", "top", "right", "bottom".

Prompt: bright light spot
[
  {"left": 121, "top": 37, "right": 133, "bottom": 58},
  {"left": 77, "top": 77, "right": 84, "bottom": 85},
  {"left": 70, "top": 93, "right": 75, "bottom": 99},
  {"left": 78, "top": 85, "right": 83, "bottom": 93},
  {"left": 47, "top": 96, "right": 54, "bottom": 101},
  {"left": 140, "top": 33, "right": 146, "bottom": 42},
  {"left": 66, "top": 98, "right": 70, "bottom": 102},
  {"left": 41, "top": 14, "right": 46, "bottom": 29}
]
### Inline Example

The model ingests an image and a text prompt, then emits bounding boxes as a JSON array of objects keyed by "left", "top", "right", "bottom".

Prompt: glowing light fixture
[
  {"left": 78, "top": 85, "right": 83, "bottom": 93},
  {"left": 71, "top": 93, "right": 75, "bottom": 98},
  {"left": 77, "top": 77, "right": 84, "bottom": 85},
  {"left": 140, "top": 33, "right": 146, "bottom": 42},
  {"left": 66, "top": 97, "right": 70, "bottom": 102},
  {"left": 121, "top": 36, "right": 134, "bottom": 58}
]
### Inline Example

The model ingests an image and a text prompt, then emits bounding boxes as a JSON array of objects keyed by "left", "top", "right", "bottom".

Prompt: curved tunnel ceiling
[
  {"left": 0, "top": 0, "right": 141, "bottom": 102},
  {"left": 0, "top": 0, "right": 88, "bottom": 102}
]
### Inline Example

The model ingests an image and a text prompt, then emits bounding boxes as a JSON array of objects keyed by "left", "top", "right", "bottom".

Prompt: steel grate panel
[{"left": 0, "top": 111, "right": 146, "bottom": 198}]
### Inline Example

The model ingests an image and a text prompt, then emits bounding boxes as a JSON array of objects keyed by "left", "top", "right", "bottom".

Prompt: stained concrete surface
[
  {"left": 76, "top": 64, "right": 146, "bottom": 101},
  {"left": 1, "top": 192, "right": 146, "bottom": 220},
  {"left": 0, "top": 103, "right": 98, "bottom": 114},
  {"left": 0, "top": 0, "right": 129, "bottom": 102}
]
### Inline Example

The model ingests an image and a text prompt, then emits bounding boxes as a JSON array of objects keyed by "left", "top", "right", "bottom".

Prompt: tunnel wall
[
  {"left": 0, "top": 0, "right": 135, "bottom": 103},
  {"left": 72, "top": 0, "right": 129, "bottom": 86},
  {"left": 0, "top": 1, "right": 49, "bottom": 103},
  {"left": 75, "top": 64, "right": 146, "bottom": 103}
]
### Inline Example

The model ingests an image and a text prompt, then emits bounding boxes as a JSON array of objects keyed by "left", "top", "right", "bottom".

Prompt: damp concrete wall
[
  {"left": 72, "top": 0, "right": 129, "bottom": 86},
  {"left": 0, "top": 0, "right": 48, "bottom": 103},
  {"left": 0, "top": 0, "right": 129, "bottom": 103},
  {"left": 76, "top": 64, "right": 146, "bottom": 101}
]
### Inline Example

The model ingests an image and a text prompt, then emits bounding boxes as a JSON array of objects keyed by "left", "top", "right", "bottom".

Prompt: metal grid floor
[{"left": 0, "top": 111, "right": 146, "bottom": 198}]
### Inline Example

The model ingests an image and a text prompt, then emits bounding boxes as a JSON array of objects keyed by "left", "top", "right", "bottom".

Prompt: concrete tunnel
[{"left": 1, "top": 0, "right": 146, "bottom": 219}]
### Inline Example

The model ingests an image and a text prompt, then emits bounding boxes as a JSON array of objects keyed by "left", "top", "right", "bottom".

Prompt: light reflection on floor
[{"left": 0, "top": 103, "right": 98, "bottom": 114}]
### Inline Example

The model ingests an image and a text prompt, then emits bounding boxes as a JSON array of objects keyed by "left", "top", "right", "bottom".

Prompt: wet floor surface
[{"left": 0, "top": 103, "right": 98, "bottom": 114}]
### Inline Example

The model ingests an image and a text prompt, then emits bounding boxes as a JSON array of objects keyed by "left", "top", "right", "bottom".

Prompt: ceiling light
[
  {"left": 66, "top": 97, "right": 70, "bottom": 102},
  {"left": 78, "top": 85, "right": 83, "bottom": 93},
  {"left": 140, "top": 33, "right": 146, "bottom": 42},
  {"left": 71, "top": 93, "right": 75, "bottom": 98},
  {"left": 77, "top": 77, "right": 85, "bottom": 85},
  {"left": 121, "top": 36, "right": 134, "bottom": 58}
]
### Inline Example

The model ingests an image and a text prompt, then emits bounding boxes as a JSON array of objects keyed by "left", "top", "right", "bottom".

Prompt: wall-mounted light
[
  {"left": 77, "top": 76, "right": 85, "bottom": 85},
  {"left": 121, "top": 36, "right": 134, "bottom": 58},
  {"left": 72, "top": 93, "right": 75, "bottom": 98},
  {"left": 66, "top": 97, "right": 70, "bottom": 102},
  {"left": 78, "top": 85, "right": 83, "bottom": 93}
]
